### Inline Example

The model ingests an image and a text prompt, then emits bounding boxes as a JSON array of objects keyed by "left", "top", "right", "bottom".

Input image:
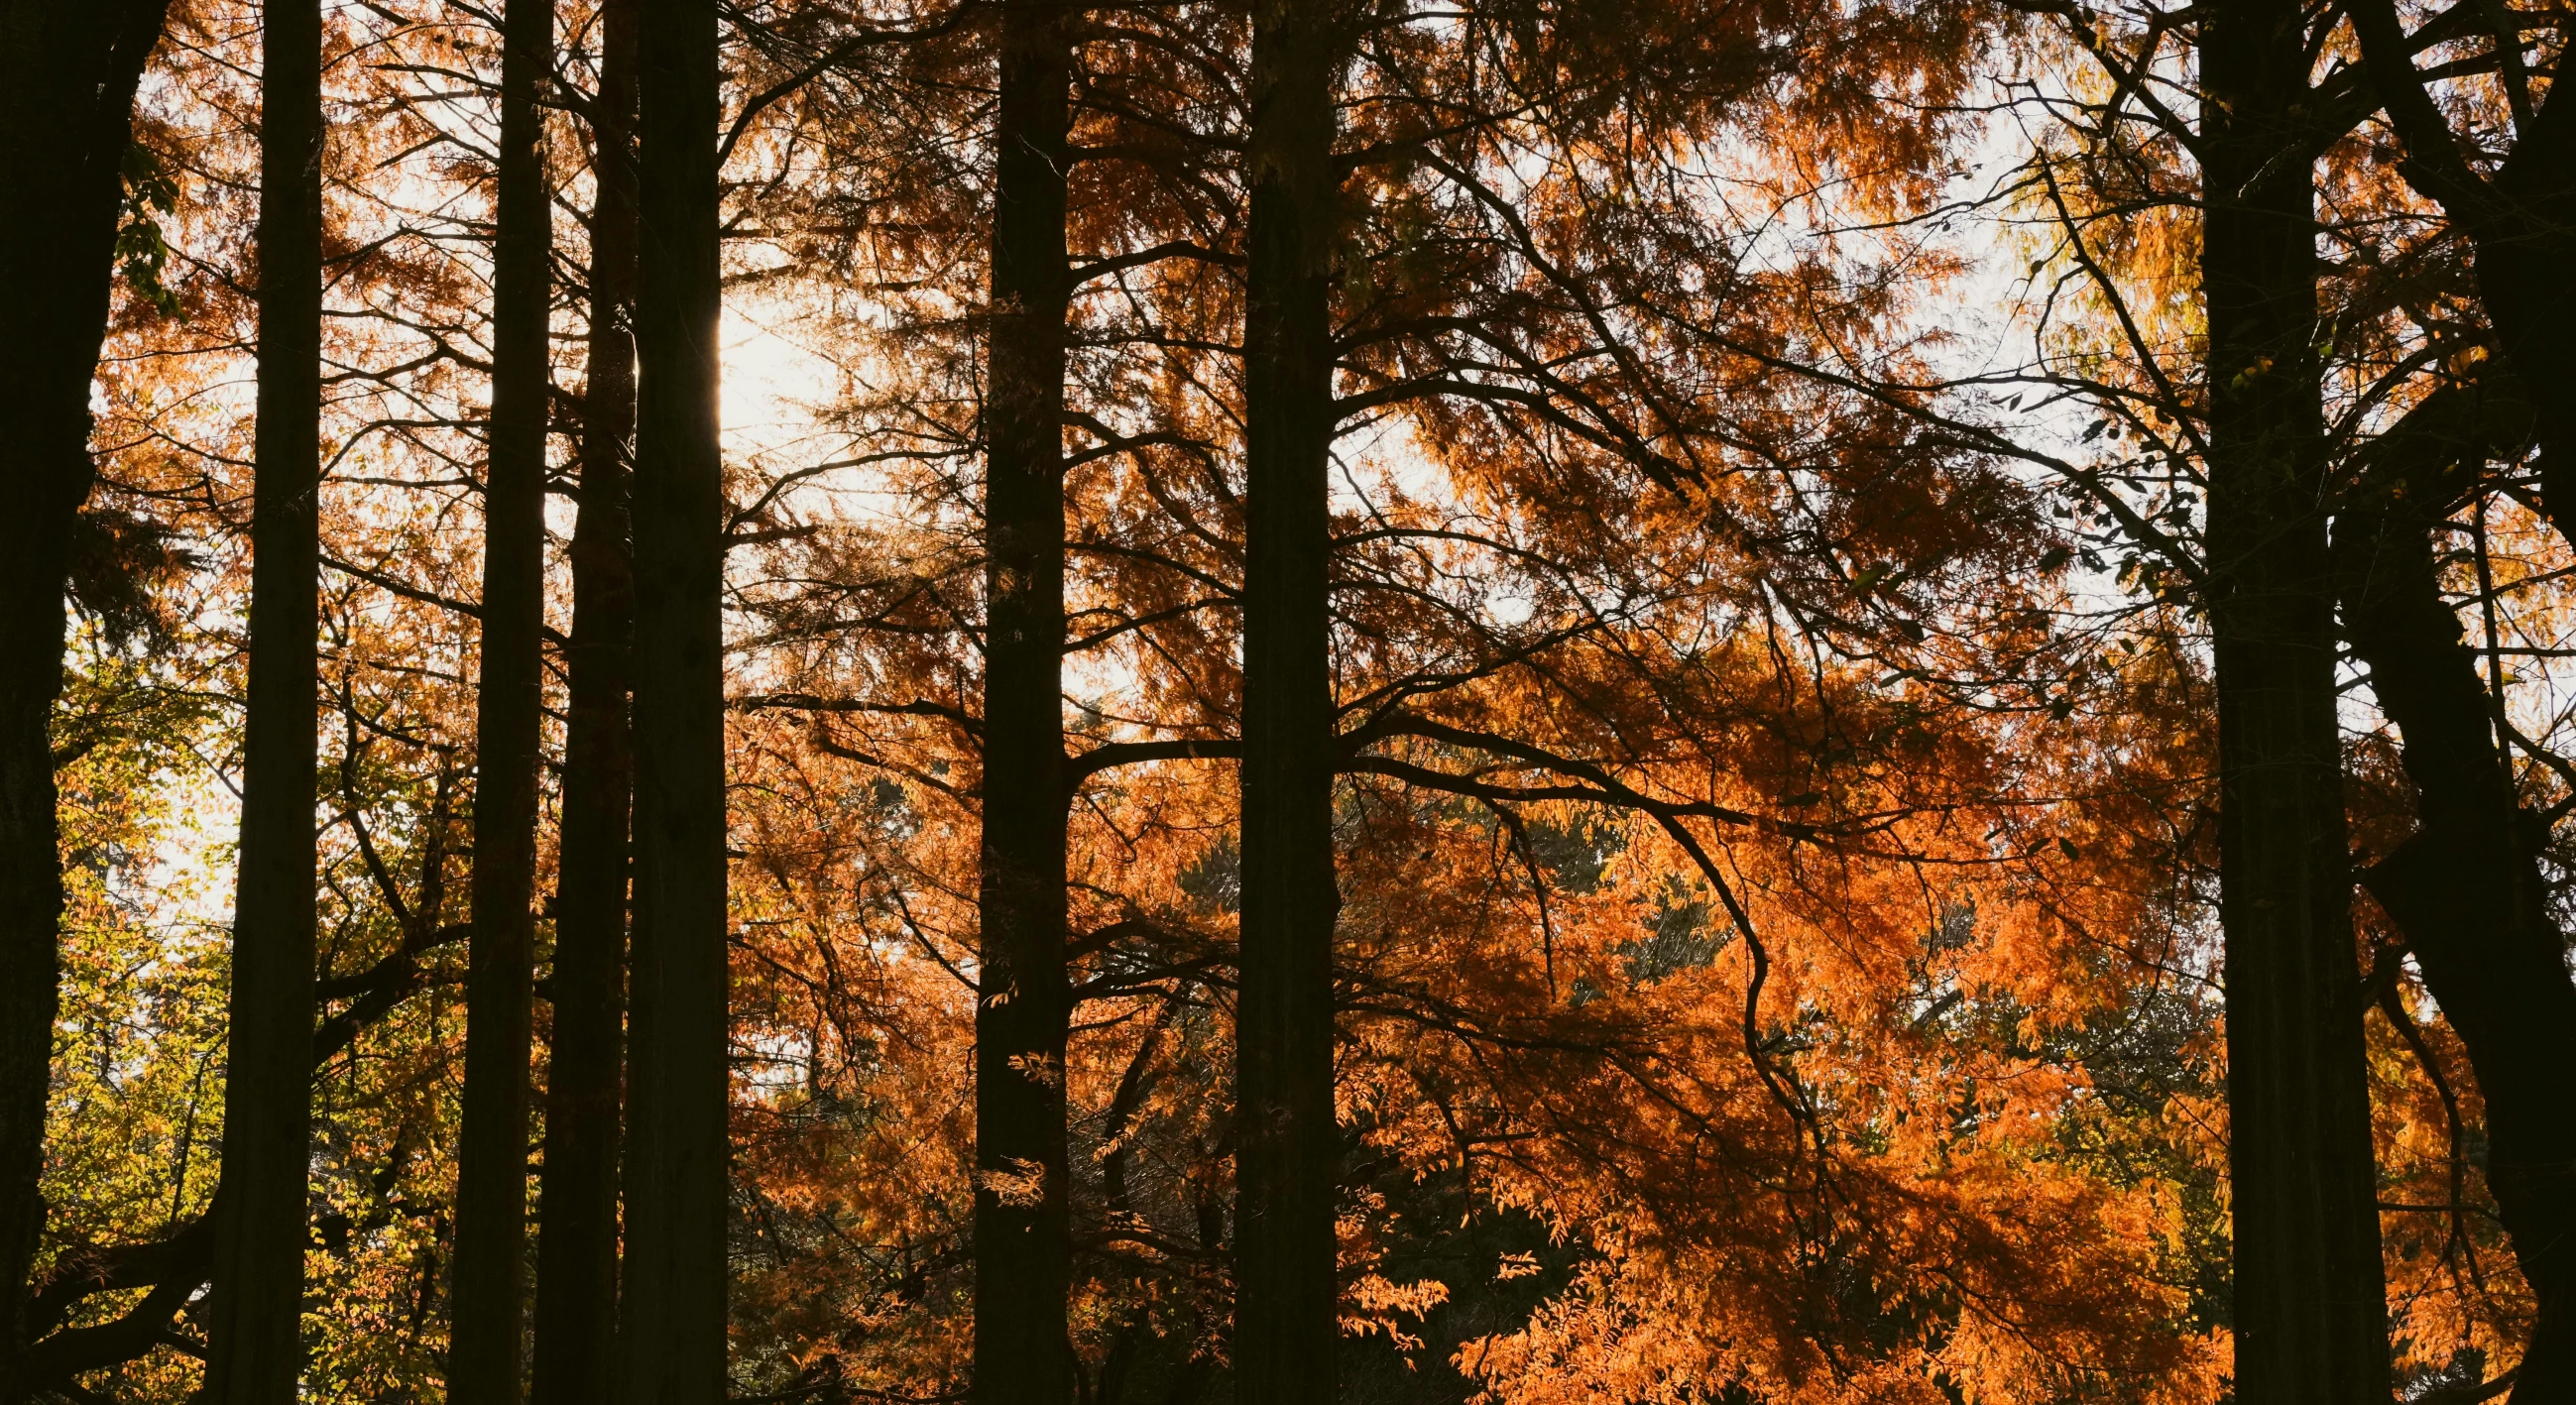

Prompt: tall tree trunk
[
  {"left": 2199, "top": 1, "right": 2391, "bottom": 1398},
  {"left": 0, "top": 0, "right": 169, "bottom": 1392},
  {"left": 2335, "top": 394, "right": 2576, "bottom": 1401},
  {"left": 618, "top": 0, "right": 728, "bottom": 1388},
  {"left": 203, "top": 0, "right": 326, "bottom": 1395},
  {"left": 1234, "top": 4, "right": 1340, "bottom": 1400},
  {"left": 976, "top": 2, "right": 1072, "bottom": 1401},
  {"left": 530, "top": 0, "right": 638, "bottom": 1393},
  {"left": 449, "top": 0, "right": 555, "bottom": 1392}
]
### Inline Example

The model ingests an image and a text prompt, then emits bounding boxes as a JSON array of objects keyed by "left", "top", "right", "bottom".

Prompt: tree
[
  {"left": 531, "top": 0, "right": 641, "bottom": 1393},
  {"left": 619, "top": 0, "right": 731, "bottom": 1388},
  {"left": 1964, "top": 0, "right": 2407, "bottom": 1387},
  {"left": 1234, "top": 2, "right": 1346, "bottom": 1398},
  {"left": 2335, "top": 377, "right": 2576, "bottom": 1397},
  {"left": 2198, "top": 0, "right": 2394, "bottom": 1396},
  {"left": 2334, "top": 6, "right": 2576, "bottom": 1389},
  {"left": 202, "top": 0, "right": 327, "bottom": 1393},
  {"left": 448, "top": 0, "right": 557, "bottom": 1387},
  {"left": 0, "top": 0, "right": 171, "bottom": 1388},
  {"left": 36, "top": 0, "right": 2537, "bottom": 1398},
  {"left": 2348, "top": 0, "right": 2576, "bottom": 523},
  {"left": 977, "top": 1, "right": 1076, "bottom": 1400}
]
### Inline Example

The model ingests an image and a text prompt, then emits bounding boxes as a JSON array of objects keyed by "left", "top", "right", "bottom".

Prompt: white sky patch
[{"left": 723, "top": 295, "right": 845, "bottom": 469}]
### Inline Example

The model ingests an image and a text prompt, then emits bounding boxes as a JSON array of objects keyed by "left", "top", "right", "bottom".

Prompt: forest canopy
[{"left": 2, "top": 0, "right": 2572, "bottom": 1400}]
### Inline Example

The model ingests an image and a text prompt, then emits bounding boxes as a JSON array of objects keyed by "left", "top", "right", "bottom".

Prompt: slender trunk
[
  {"left": 1234, "top": 4, "right": 1340, "bottom": 1400},
  {"left": 2335, "top": 402, "right": 2576, "bottom": 1401},
  {"left": 618, "top": 0, "right": 727, "bottom": 1387},
  {"left": 975, "top": 2, "right": 1072, "bottom": 1400},
  {"left": 203, "top": 0, "right": 326, "bottom": 1394},
  {"left": 529, "top": 0, "right": 638, "bottom": 1394},
  {"left": 0, "top": 0, "right": 168, "bottom": 1392},
  {"left": 448, "top": 0, "right": 554, "bottom": 1392},
  {"left": 2199, "top": 2, "right": 2391, "bottom": 1398}
]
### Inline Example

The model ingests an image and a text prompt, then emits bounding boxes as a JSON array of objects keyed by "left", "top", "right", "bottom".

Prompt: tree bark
[
  {"left": 2335, "top": 388, "right": 2576, "bottom": 1402},
  {"left": 618, "top": 0, "right": 728, "bottom": 1388},
  {"left": 1234, "top": 4, "right": 1341, "bottom": 1400},
  {"left": 976, "top": 2, "right": 1073, "bottom": 1401},
  {"left": 0, "top": 0, "right": 169, "bottom": 1393},
  {"left": 202, "top": 0, "right": 327, "bottom": 1395},
  {"left": 530, "top": 0, "right": 638, "bottom": 1394},
  {"left": 2199, "top": 1, "right": 2392, "bottom": 1398},
  {"left": 449, "top": 0, "right": 555, "bottom": 1392}
]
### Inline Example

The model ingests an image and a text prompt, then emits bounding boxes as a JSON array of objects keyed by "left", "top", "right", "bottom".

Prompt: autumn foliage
[{"left": 10, "top": 0, "right": 2574, "bottom": 1402}]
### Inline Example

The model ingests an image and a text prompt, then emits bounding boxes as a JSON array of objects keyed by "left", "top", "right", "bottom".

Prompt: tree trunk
[
  {"left": 2472, "top": 102, "right": 2576, "bottom": 524},
  {"left": 2346, "top": 0, "right": 2576, "bottom": 527},
  {"left": 618, "top": 0, "right": 728, "bottom": 1388},
  {"left": 976, "top": 2, "right": 1072, "bottom": 1401},
  {"left": 529, "top": 0, "right": 637, "bottom": 1392},
  {"left": 2335, "top": 396, "right": 2576, "bottom": 1401},
  {"left": 0, "top": 0, "right": 169, "bottom": 1393},
  {"left": 2199, "top": 1, "right": 2391, "bottom": 1398},
  {"left": 202, "top": 0, "right": 326, "bottom": 1395},
  {"left": 448, "top": 0, "right": 555, "bottom": 1391},
  {"left": 1234, "top": 4, "right": 1340, "bottom": 1400}
]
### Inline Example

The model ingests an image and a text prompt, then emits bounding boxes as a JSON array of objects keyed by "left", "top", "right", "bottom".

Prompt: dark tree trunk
[
  {"left": 529, "top": 0, "right": 638, "bottom": 1393},
  {"left": 448, "top": 0, "right": 555, "bottom": 1391},
  {"left": 0, "top": 0, "right": 169, "bottom": 1393},
  {"left": 203, "top": 0, "right": 327, "bottom": 1395},
  {"left": 2199, "top": 1, "right": 2391, "bottom": 1398},
  {"left": 1234, "top": 4, "right": 1341, "bottom": 1401},
  {"left": 617, "top": 0, "right": 728, "bottom": 1388},
  {"left": 975, "top": 2, "right": 1073, "bottom": 1401},
  {"left": 2335, "top": 393, "right": 2576, "bottom": 1402},
  {"left": 2471, "top": 104, "right": 2576, "bottom": 524},
  {"left": 2348, "top": 0, "right": 2576, "bottom": 526}
]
